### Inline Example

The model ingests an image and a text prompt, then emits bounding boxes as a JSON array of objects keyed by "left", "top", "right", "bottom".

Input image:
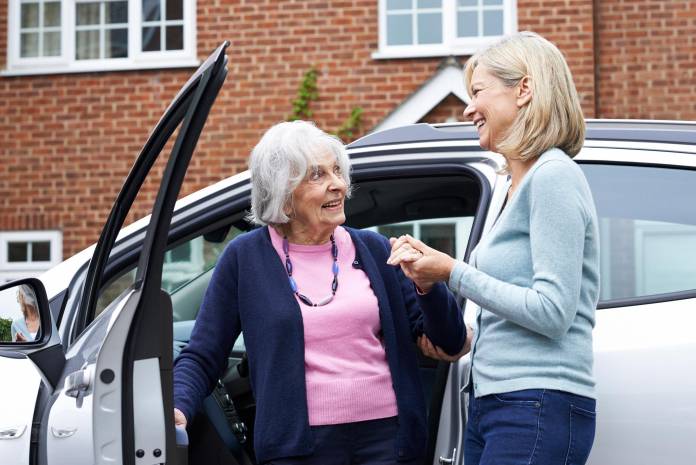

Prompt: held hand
[
  {"left": 418, "top": 326, "right": 473, "bottom": 362},
  {"left": 174, "top": 408, "right": 187, "bottom": 428},
  {"left": 387, "top": 235, "right": 456, "bottom": 292},
  {"left": 15, "top": 332, "right": 27, "bottom": 342}
]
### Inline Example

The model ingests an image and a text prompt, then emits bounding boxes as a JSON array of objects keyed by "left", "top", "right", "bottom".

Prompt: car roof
[{"left": 348, "top": 119, "right": 696, "bottom": 150}]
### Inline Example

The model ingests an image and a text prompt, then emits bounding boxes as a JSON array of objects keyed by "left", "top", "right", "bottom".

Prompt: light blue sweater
[{"left": 449, "top": 148, "right": 600, "bottom": 399}]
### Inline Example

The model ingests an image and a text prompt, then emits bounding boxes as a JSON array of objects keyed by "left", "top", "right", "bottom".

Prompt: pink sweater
[{"left": 269, "top": 226, "right": 398, "bottom": 425}]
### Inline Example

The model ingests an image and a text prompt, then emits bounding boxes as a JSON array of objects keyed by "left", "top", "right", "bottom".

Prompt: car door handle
[
  {"left": 51, "top": 427, "right": 77, "bottom": 439},
  {"left": 64, "top": 367, "right": 92, "bottom": 399},
  {"left": 0, "top": 425, "right": 26, "bottom": 439}
]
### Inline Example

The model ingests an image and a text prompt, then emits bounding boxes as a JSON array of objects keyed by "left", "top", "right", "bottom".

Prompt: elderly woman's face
[
  {"left": 463, "top": 65, "right": 520, "bottom": 153},
  {"left": 288, "top": 151, "right": 347, "bottom": 235}
]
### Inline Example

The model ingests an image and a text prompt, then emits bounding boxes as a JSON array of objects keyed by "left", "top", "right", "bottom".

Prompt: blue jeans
[
  {"left": 263, "top": 416, "right": 420, "bottom": 465},
  {"left": 464, "top": 389, "right": 596, "bottom": 465}
]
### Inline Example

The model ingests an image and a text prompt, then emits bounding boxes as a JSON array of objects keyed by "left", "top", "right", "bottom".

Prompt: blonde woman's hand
[
  {"left": 418, "top": 326, "right": 473, "bottom": 361},
  {"left": 387, "top": 235, "right": 456, "bottom": 293}
]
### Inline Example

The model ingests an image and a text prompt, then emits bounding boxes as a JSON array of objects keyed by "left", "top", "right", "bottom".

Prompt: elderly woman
[
  {"left": 389, "top": 32, "right": 600, "bottom": 465},
  {"left": 11, "top": 284, "right": 41, "bottom": 342},
  {"left": 173, "top": 120, "right": 466, "bottom": 465}
]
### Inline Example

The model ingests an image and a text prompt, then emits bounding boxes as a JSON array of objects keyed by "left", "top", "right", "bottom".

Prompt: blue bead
[
  {"left": 332, "top": 262, "right": 339, "bottom": 275},
  {"left": 288, "top": 277, "right": 297, "bottom": 292},
  {"left": 282, "top": 238, "right": 289, "bottom": 254},
  {"left": 332, "top": 243, "right": 338, "bottom": 258},
  {"left": 286, "top": 260, "right": 293, "bottom": 274}
]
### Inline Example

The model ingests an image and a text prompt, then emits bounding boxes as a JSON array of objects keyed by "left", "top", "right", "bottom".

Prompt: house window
[
  {"left": 0, "top": 231, "right": 63, "bottom": 283},
  {"left": 375, "top": 0, "right": 517, "bottom": 59},
  {"left": 19, "top": 1, "right": 62, "bottom": 58},
  {"left": 5, "top": 0, "right": 198, "bottom": 76}
]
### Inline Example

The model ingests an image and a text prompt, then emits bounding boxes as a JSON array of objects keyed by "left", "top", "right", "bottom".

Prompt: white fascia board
[{"left": 373, "top": 65, "right": 469, "bottom": 133}]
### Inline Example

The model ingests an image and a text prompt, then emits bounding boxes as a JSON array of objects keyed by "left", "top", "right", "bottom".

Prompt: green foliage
[
  {"left": 288, "top": 68, "right": 364, "bottom": 143},
  {"left": 288, "top": 68, "right": 319, "bottom": 121},
  {"left": 334, "top": 107, "right": 364, "bottom": 142},
  {"left": 0, "top": 317, "right": 12, "bottom": 342}
]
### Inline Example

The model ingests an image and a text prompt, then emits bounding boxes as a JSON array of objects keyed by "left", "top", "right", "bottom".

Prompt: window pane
[
  {"left": 43, "top": 31, "right": 61, "bottom": 56},
  {"left": 417, "top": 13, "right": 442, "bottom": 44},
  {"left": 44, "top": 2, "right": 61, "bottom": 27},
  {"left": 20, "top": 33, "right": 39, "bottom": 57},
  {"left": 106, "top": 28, "right": 128, "bottom": 58},
  {"left": 76, "top": 2, "right": 100, "bottom": 26},
  {"left": 76, "top": 30, "right": 100, "bottom": 59},
  {"left": 166, "top": 0, "right": 183, "bottom": 20},
  {"left": 107, "top": 1, "right": 128, "bottom": 24},
  {"left": 21, "top": 3, "right": 39, "bottom": 28},
  {"left": 8, "top": 242, "right": 28, "bottom": 262},
  {"left": 421, "top": 224, "right": 456, "bottom": 257},
  {"left": 581, "top": 164, "right": 696, "bottom": 300},
  {"left": 143, "top": 0, "right": 161, "bottom": 21},
  {"left": 387, "top": 0, "right": 412, "bottom": 10},
  {"left": 457, "top": 11, "right": 478, "bottom": 37},
  {"left": 377, "top": 224, "right": 414, "bottom": 240},
  {"left": 417, "top": 0, "right": 441, "bottom": 7},
  {"left": 32, "top": 241, "right": 51, "bottom": 261},
  {"left": 142, "top": 26, "right": 161, "bottom": 51},
  {"left": 165, "top": 25, "right": 183, "bottom": 50},
  {"left": 458, "top": 0, "right": 477, "bottom": 5},
  {"left": 483, "top": 10, "right": 503, "bottom": 36},
  {"left": 483, "top": 0, "right": 503, "bottom": 4},
  {"left": 387, "top": 14, "right": 412, "bottom": 45}
]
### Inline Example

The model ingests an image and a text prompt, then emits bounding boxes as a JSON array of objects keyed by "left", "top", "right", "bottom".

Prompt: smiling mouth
[
  {"left": 474, "top": 118, "right": 486, "bottom": 129},
  {"left": 322, "top": 199, "right": 343, "bottom": 209}
]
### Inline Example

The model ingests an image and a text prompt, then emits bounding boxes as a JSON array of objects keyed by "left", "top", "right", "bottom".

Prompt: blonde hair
[{"left": 464, "top": 31, "right": 585, "bottom": 160}]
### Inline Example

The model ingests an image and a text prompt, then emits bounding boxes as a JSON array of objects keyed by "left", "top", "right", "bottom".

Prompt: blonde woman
[{"left": 389, "top": 32, "right": 599, "bottom": 465}]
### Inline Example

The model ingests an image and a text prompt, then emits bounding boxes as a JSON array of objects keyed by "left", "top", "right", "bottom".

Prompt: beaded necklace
[{"left": 282, "top": 234, "right": 339, "bottom": 307}]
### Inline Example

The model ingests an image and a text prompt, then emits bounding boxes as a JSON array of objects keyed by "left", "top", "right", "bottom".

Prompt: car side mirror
[{"left": 0, "top": 278, "right": 65, "bottom": 392}]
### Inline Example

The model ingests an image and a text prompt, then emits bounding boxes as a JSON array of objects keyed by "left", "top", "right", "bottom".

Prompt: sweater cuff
[{"left": 448, "top": 261, "right": 468, "bottom": 294}]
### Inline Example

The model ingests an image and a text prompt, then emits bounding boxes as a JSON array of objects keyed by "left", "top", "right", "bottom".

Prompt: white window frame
[
  {"left": 4, "top": 0, "right": 198, "bottom": 76},
  {"left": 0, "top": 231, "right": 63, "bottom": 282},
  {"left": 373, "top": 0, "right": 517, "bottom": 59}
]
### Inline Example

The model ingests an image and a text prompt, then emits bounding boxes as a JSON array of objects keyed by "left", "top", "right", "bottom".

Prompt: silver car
[{"left": 1, "top": 43, "right": 695, "bottom": 465}]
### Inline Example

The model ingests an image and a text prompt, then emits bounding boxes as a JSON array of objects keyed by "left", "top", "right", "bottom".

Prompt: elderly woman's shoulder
[
  {"left": 219, "top": 227, "right": 268, "bottom": 257},
  {"left": 346, "top": 227, "right": 391, "bottom": 252}
]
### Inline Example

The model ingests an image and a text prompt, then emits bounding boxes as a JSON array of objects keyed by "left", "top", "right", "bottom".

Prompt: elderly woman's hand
[
  {"left": 387, "top": 235, "right": 456, "bottom": 293},
  {"left": 418, "top": 325, "right": 473, "bottom": 361}
]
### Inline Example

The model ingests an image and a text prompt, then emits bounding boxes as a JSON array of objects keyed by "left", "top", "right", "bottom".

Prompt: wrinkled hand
[
  {"left": 387, "top": 235, "right": 456, "bottom": 293},
  {"left": 174, "top": 408, "right": 187, "bottom": 428},
  {"left": 15, "top": 332, "right": 27, "bottom": 343},
  {"left": 418, "top": 326, "right": 473, "bottom": 362}
]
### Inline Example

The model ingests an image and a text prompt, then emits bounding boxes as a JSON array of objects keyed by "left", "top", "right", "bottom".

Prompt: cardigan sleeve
[
  {"left": 173, "top": 242, "right": 243, "bottom": 423},
  {"left": 448, "top": 160, "right": 587, "bottom": 340},
  {"left": 378, "top": 235, "right": 466, "bottom": 356}
]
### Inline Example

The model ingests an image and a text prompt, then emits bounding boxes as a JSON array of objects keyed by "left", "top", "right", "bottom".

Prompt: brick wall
[
  {"left": 597, "top": 0, "right": 696, "bottom": 119},
  {"left": 1, "top": 0, "right": 695, "bottom": 258}
]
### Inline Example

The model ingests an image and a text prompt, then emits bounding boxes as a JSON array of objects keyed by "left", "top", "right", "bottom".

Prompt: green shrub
[{"left": 0, "top": 317, "right": 12, "bottom": 342}]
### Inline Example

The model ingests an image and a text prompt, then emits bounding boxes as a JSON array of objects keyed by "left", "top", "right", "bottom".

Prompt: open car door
[{"left": 0, "top": 42, "right": 228, "bottom": 465}]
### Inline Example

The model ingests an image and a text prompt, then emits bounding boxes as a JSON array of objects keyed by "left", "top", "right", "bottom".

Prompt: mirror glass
[{"left": 0, "top": 283, "right": 42, "bottom": 343}]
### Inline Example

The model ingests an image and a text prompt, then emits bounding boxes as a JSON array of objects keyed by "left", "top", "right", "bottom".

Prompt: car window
[
  {"left": 581, "top": 163, "right": 696, "bottom": 302},
  {"left": 372, "top": 217, "right": 474, "bottom": 260},
  {"left": 95, "top": 225, "right": 244, "bottom": 316}
]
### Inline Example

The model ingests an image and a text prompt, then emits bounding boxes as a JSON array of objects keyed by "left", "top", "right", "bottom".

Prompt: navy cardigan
[{"left": 173, "top": 227, "right": 466, "bottom": 463}]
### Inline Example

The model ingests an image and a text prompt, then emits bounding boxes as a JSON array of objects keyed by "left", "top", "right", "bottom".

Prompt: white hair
[{"left": 247, "top": 120, "right": 352, "bottom": 226}]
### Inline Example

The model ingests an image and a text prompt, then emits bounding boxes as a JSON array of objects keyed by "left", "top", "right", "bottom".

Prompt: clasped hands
[
  {"left": 386, "top": 234, "right": 456, "bottom": 293},
  {"left": 387, "top": 234, "right": 472, "bottom": 361}
]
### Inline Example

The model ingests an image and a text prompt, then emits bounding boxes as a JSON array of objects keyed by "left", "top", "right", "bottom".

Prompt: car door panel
[{"left": 589, "top": 299, "right": 696, "bottom": 465}]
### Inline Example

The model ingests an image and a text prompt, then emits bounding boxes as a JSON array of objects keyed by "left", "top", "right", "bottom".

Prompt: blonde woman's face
[{"left": 463, "top": 65, "right": 520, "bottom": 153}]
